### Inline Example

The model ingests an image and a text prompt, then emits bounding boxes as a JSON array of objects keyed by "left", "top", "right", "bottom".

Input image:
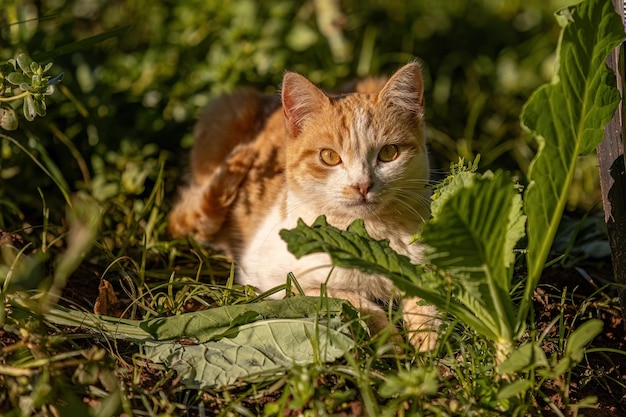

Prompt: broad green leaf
[
  {"left": 520, "top": 0, "right": 624, "bottom": 328},
  {"left": 41, "top": 298, "right": 358, "bottom": 390},
  {"left": 281, "top": 216, "right": 425, "bottom": 283},
  {"left": 140, "top": 296, "right": 353, "bottom": 342},
  {"left": 144, "top": 317, "right": 354, "bottom": 389},
  {"left": 281, "top": 216, "right": 500, "bottom": 340},
  {"left": 551, "top": 319, "right": 603, "bottom": 376},
  {"left": 420, "top": 170, "right": 525, "bottom": 343},
  {"left": 429, "top": 158, "right": 480, "bottom": 219}
]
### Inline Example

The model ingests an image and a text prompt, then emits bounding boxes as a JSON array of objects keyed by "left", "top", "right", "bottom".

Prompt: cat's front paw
[{"left": 402, "top": 297, "right": 440, "bottom": 352}]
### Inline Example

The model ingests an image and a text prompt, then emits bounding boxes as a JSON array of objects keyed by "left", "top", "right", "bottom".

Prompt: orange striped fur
[{"left": 169, "top": 63, "right": 438, "bottom": 350}]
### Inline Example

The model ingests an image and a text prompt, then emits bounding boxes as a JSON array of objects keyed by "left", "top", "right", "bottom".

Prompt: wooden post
[{"left": 598, "top": 0, "right": 626, "bottom": 312}]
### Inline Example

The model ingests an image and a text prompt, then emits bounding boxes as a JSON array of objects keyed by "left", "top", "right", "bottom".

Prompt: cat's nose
[{"left": 354, "top": 182, "right": 372, "bottom": 198}]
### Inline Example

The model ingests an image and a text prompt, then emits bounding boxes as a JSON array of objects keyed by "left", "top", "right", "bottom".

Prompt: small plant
[{"left": 0, "top": 54, "right": 63, "bottom": 130}]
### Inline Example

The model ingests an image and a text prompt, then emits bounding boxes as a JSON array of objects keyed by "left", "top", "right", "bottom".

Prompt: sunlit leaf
[
  {"left": 280, "top": 216, "right": 498, "bottom": 340},
  {"left": 520, "top": 0, "right": 624, "bottom": 327},
  {"left": 144, "top": 317, "right": 354, "bottom": 389},
  {"left": 42, "top": 296, "right": 358, "bottom": 389},
  {"left": 564, "top": 319, "right": 603, "bottom": 364},
  {"left": 140, "top": 296, "right": 354, "bottom": 342},
  {"left": 420, "top": 170, "right": 525, "bottom": 343}
]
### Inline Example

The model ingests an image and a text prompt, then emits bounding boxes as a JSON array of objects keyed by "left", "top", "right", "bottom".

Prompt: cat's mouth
[{"left": 344, "top": 197, "right": 380, "bottom": 212}]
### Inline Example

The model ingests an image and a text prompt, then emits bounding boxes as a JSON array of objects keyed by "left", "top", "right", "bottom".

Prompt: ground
[{"left": 1, "top": 228, "right": 625, "bottom": 416}]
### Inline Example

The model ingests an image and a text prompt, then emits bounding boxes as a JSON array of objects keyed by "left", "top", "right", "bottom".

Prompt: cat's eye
[
  {"left": 378, "top": 144, "right": 399, "bottom": 162},
  {"left": 320, "top": 149, "right": 342, "bottom": 166}
]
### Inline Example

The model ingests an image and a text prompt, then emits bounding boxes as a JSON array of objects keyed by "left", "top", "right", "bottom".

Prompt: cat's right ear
[{"left": 281, "top": 72, "right": 329, "bottom": 137}]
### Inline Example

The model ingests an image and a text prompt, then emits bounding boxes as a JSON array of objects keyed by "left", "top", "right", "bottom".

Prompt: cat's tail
[
  {"left": 169, "top": 88, "right": 278, "bottom": 245},
  {"left": 168, "top": 142, "right": 257, "bottom": 245},
  {"left": 190, "top": 89, "right": 280, "bottom": 184}
]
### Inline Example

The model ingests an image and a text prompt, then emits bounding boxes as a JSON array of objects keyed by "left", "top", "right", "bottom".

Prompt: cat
[{"left": 169, "top": 62, "right": 438, "bottom": 350}]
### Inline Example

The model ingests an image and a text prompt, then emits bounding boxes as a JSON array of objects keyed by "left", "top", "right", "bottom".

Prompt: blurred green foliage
[{"left": 0, "top": 0, "right": 599, "bottom": 235}]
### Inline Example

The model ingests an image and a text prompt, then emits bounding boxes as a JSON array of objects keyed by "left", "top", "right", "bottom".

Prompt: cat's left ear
[
  {"left": 378, "top": 62, "right": 424, "bottom": 119},
  {"left": 282, "top": 72, "right": 329, "bottom": 137}
]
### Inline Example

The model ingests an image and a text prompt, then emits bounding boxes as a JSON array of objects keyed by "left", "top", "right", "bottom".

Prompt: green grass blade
[
  {"left": 0, "top": 133, "right": 72, "bottom": 207},
  {"left": 519, "top": 0, "right": 624, "bottom": 329}
]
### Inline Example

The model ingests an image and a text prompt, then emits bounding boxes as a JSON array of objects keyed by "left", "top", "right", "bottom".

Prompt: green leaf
[
  {"left": 144, "top": 317, "right": 354, "bottom": 389},
  {"left": 6, "top": 72, "right": 30, "bottom": 85},
  {"left": 280, "top": 216, "right": 499, "bottom": 340},
  {"left": 429, "top": 157, "right": 480, "bottom": 219},
  {"left": 419, "top": 170, "right": 525, "bottom": 343},
  {"left": 281, "top": 216, "right": 422, "bottom": 280},
  {"left": 281, "top": 216, "right": 436, "bottom": 300},
  {"left": 497, "top": 379, "right": 533, "bottom": 400},
  {"left": 569, "top": 396, "right": 599, "bottom": 411},
  {"left": 520, "top": 0, "right": 624, "bottom": 327},
  {"left": 551, "top": 319, "right": 603, "bottom": 377},
  {"left": 41, "top": 297, "right": 360, "bottom": 389},
  {"left": 15, "top": 54, "right": 34, "bottom": 75},
  {"left": 23, "top": 94, "right": 36, "bottom": 121},
  {"left": 33, "top": 97, "right": 46, "bottom": 117},
  {"left": 140, "top": 296, "right": 353, "bottom": 342},
  {"left": 564, "top": 318, "right": 603, "bottom": 364},
  {"left": 378, "top": 368, "right": 439, "bottom": 398},
  {"left": 497, "top": 342, "right": 548, "bottom": 375}
]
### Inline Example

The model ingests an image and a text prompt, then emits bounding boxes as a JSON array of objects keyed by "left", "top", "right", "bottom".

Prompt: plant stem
[
  {"left": 0, "top": 91, "right": 30, "bottom": 102},
  {"left": 495, "top": 339, "right": 514, "bottom": 367}
]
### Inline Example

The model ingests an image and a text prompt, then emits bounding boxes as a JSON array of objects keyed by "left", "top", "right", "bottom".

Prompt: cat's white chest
[
  {"left": 237, "top": 201, "right": 333, "bottom": 294},
  {"left": 237, "top": 197, "right": 423, "bottom": 300}
]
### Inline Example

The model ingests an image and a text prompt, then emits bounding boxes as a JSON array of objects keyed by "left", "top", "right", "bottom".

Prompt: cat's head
[{"left": 281, "top": 62, "right": 430, "bottom": 226}]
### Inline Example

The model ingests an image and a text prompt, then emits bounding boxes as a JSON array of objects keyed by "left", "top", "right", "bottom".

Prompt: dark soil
[{"left": 534, "top": 265, "right": 626, "bottom": 416}]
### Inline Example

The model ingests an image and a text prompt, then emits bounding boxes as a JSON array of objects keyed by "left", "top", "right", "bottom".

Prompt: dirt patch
[{"left": 535, "top": 266, "right": 626, "bottom": 416}]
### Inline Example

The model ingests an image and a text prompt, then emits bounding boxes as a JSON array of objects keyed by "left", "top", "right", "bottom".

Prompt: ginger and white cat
[{"left": 169, "top": 62, "right": 438, "bottom": 350}]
